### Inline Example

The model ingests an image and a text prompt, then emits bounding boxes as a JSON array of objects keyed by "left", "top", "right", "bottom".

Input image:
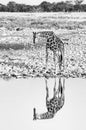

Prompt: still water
[{"left": 0, "top": 78, "right": 86, "bottom": 130}]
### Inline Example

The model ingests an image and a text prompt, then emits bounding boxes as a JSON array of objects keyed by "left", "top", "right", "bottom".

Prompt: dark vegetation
[
  {"left": 0, "top": 0, "right": 86, "bottom": 12},
  {"left": 0, "top": 43, "right": 25, "bottom": 50}
]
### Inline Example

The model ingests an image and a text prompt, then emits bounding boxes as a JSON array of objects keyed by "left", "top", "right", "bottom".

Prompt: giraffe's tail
[{"left": 33, "top": 108, "right": 36, "bottom": 120}]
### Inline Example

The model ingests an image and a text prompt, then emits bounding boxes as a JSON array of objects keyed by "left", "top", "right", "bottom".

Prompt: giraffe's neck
[
  {"left": 36, "top": 112, "right": 54, "bottom": 120},
  {"left": 38, "top": 31, "right": 54, "bottom": 39}
]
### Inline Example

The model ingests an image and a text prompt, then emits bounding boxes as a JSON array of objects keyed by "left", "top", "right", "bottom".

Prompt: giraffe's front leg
[
  {"left": 53, "top": 77, "right": 57, "bottom": 96},
  {"left": 58, "top": 50, "right": 63, "bottom": 72},
  {"left": 57, "top": 77, "right": 65, "bottom": 98}
]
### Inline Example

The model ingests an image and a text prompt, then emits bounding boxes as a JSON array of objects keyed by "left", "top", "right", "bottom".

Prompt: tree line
[{"left": 0, "top": 0, "right": 86, "bottom": 12}]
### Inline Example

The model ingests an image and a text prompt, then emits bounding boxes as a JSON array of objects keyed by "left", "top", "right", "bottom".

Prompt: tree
[
  {"left": 74, "top": 0, "right": 84, "bottom": 5},
  {"left": 7, "top": 1, "right": 17, "bottom": 12},
  {"left": 0, "top": 4, "right": 8, "bottom": 11},
  {"left": 7, "top": 1, "right": 31, "bottom": 12},
  {"left": 40, "top": 1, "right": 52, "bottom": 12},
  {"left": 74, "top": 0, "right": 84, "bottom": 11},
  {"left": 65, "top": 0, "right": 73, "bottom": 4}
]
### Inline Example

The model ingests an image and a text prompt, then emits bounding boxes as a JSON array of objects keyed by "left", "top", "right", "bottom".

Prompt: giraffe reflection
[{"left": 33, "top": 77, "right": 65, "bottom": 120}]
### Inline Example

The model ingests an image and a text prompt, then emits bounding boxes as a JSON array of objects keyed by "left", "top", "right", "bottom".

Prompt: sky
[{"left": 0, "top": 0, "right": 86, "bottom": 5}]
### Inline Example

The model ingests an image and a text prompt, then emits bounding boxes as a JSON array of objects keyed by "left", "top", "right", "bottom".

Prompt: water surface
[{"left": 0, "top": 78, "right": 86, "bottom": 130}]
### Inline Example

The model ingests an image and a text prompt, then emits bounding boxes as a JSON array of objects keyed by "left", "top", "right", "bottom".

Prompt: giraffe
[
  {"left": 33, "top": 77, "right": 65, "bottom": 120},
  {"left": 33, "top": 31, "right": 65, "bottom": 72}
]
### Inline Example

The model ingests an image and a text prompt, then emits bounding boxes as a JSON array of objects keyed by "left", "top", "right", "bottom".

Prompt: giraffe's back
[{"left": 46, "top": 34, "right": 64, "bottom": 52}]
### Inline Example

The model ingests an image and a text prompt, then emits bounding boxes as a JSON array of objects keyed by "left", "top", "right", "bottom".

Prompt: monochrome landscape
[{"left": 0, "top": 0, "right": 86, "bottom": 129}]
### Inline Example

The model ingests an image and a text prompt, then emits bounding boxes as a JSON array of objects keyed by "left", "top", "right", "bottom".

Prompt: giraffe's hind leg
[
  {"left": 46, "top": 45, "right": 48, "bottom": 69},
  {"left": 63, "top": 78, "right": 65, "bottom": 92},
  {"left": 62, "top": 48, "right": 64, "bottom": 71},
  {"left": 53, "top": 52, "right": 56, "bottom": 74}
]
